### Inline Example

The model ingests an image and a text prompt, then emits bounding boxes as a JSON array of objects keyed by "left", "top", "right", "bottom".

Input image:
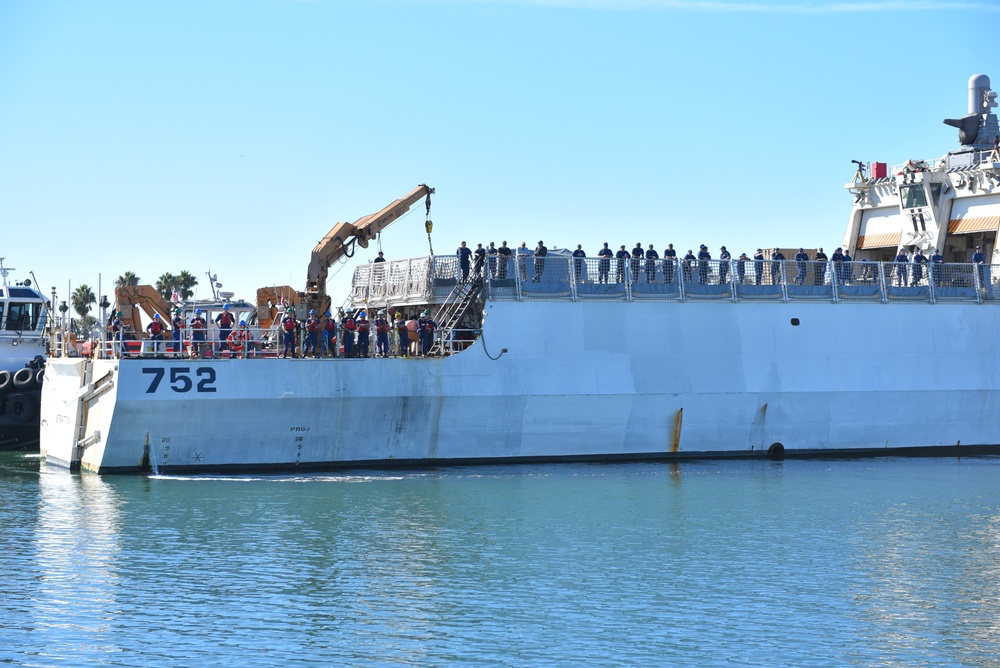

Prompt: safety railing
[{"left": 486, "top": 259, "right": 1000, "bottom": 305}]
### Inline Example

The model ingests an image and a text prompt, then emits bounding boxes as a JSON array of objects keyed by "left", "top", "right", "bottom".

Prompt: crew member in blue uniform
[
  {"left": 911, "top": 249, "right": 928, "bottom": 286},
  {"left": 973, "top": 245, "right": 988, "bottom": 290},
  {"left": 840, "top": 249, "right": 852, "bottom": 284},
  {"left": 930, "top": 248, "right": 944, "bottom": 285},
  {"left": 770, "top": 248, "right": 784, "bottom": 284},
  {"left": 487, "top": 242, "right": 498, "bottom": 278},
  {"left": 794, "top": 248, "right": 809, "bottom": 285},
  {"left": 573, "top": 245, "right": 587, "bottom": 282},
  {"left": 736, "top": 253, "right": 748, "bottom": 284},
  {"left": 303, "top": 309, "right": 320, "bottom": 357},
  {"left": 533, "top": 241, "right": 547, "bottom": 282},
  {"left": 682, "top": 250, "right": 695, "bottom": 284},
  {"left": 111, "top": 310, "right": 127, "bottom": 357},
  {"left": 631, "top": 243, "right": 643, "bottom": 283},
  {"left": 171, "top": 308, "right": 185, "bottom": 356},
  {"left": 719, "top": 246, "right": 731, "bottom": 284},
  {"left": 418, "top": 309, "right": 437, "bottom": 356},
  {"left": 814, "top": 247, "right": 828, "bottom": 285},
  {"left": 663, "top": 243, "right": 677, "bottom": 284},
  {"left": 753, "top": 249, "right": 764, "bottom": 285},
  {"left": 340, "top": 308, "right": 357, "bottom": 358},
  {"left": 280, "top": 308, "right": 298, "bottom": 358},
  {"left": 497, "top": 241, "right": 512, "bottom": 279},
  {"left": 894, "top": 248, "right": 909, "bottom": 287},
  {"left": 323, "top": 311, "right": 337, "bottom": 357},
  {"left": 473, "top": 243, "right": 486, "bottom": 279},
  {"left": 356, "top": 310, "right": 371, "bottom": 358},
  {"left": 644, "top": 244, "right": 658, "bottom": 283},
  {"left": 215, "top": 303, "right": 235, "bottom": 353},
  {"left": 597, "top": 243, "right": 612, "bottom": 284},
  {"left": 615, "top": 245, "right": 629, "bottom": 283},
  {"left": 146, "top": 313, "right": 165, "bottom": 356},
  {"left": 375, "top": 310, "right": 391, "bottom": 358},
  {"left": 190, "top": 308, "right": 207, "bottom": 357},
  {"left": 457, "top": 241, "right": 472, "bottom": 282},
  {"left": 697, "top": 245, "right": 711, "bottom": 284}
]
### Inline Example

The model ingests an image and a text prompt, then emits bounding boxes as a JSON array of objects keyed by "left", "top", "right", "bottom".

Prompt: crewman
[
  {"left": 663, "top": 243, "right": 677, "bottom": 284},
  {"left": 418, "top": 308, "right": 437, "bottom": 356},
  {"left": 631, "top": 243, "right": 644, "bottom": 283},
  {"left": 736, "top": 253, "right": 749, "bottom": 284},
  {"left": 146, "top": 313, "right": 165, "bottom": 356},
  {"left": 794, "top": 248, "right": 809, "bottom": 285},
  {"left": 573, "top": 244, "right": 587, "bottom": 282},
  {"left": 533, "top": 240, "right": 547, "bottom": 282},
  {"left": 814, "top": 247, "right": 828, "bottom": 285},
  {"left": 615, "top": 245, "right": 629, "bottom": 283},
  {"left": 697, "top": 245, "right": 711, "bottom": 284},
  {"left": 190, "top": 308, "right": 207, "bottom": 357},
  {"left": 753, "top": 249, "right": 765, "bottom": 285},
  {"left": 719, "top": 246, "right": 732, "bottom": 284},
  {"left": 973, "top": 245, "right": 988, "bottom": 290},
  {"left": 644, "top": 244, "right": 659, "bottom": 283},
  {"left": 770, "top": 248, "right": 784, "bottom": 285},
  {"left": 395, "top": 312, "right": 409, "bottom": 357},
  {"left": 682, "top": 250, "right": 696, "bottom": 284},
  {"left": 893, "top": 248, "right": 909, "bottom": 287},
  {"left": 597, "top": 243, "right": 612, "bottom": 284},
  {"left": 912, "top": 249, "right": 928, "bottom": 286},
  {"left": 457, "top": 241, "right": 472, "bottom": 282},
  {"left": 111, "top": 310, "right": 126, "bottom": 358},
  {"left": 322, "top": 311, "right": 337, "bottom": 357},
  {"left": 487, "top": 242, "right": 498, "bottom": 278},
  {"left": 215, "top": 303, "right": 236, "bottom": 353},
  {"left": 356, "top": 310, "right": 371, "bottom": 358},
  {"left": 375, "top": 309, "right": 391, "bottom": 358},
  {"left": 497, "top": 241, "right": 512, "bottom": 279},
  {"left": 303, "top": 309, "right": 320, "bottom": 357},
  {"left": 930, "top": 248, "right": 944, "bottom": 285},
  {"left": 228, "top": 320, "right": 251, "bottom": 358},
  {"left": 171, "top": 308, "right": 185, "bottom": 356},
  {"left": 280, "top": 308, "right": 298, "bottom": 358},
  {"left": 473, "top": 243, "right": 487, "bottom": 279},
  {"left": 341, "top": 308, "right": 357, "bottom": 358}
]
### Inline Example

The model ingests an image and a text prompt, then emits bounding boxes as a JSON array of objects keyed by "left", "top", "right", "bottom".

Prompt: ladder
[{"left": 428, "top": 279, "right": 483, "bottom": 355}]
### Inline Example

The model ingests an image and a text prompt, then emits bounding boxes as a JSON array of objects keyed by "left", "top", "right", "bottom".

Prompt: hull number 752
[{"left": 142, "top": 367, "right": 218, "bottom": 393}]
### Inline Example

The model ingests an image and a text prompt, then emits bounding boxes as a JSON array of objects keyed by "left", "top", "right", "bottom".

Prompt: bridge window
[
  {"left": 900, "top": 184, "right": 928, "bottom": 209},
  {"left": 4, "top": 302, "right": 40, "bottom": 331}
]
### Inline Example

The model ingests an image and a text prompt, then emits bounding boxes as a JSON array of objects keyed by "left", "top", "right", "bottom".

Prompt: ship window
[
  {"left": 900, "top": 184, "right": 928, "bottom": 209},
  {"left": 929, "top": 183, "right": 943, "bottom": 206},
  {"left": 4, "top": 302, "right": 40, "bottom": 331}
]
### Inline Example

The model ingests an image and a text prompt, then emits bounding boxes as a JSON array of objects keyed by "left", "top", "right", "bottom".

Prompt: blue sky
[{"left": 1, "top": 0, "right": 997, "bottom": 309}]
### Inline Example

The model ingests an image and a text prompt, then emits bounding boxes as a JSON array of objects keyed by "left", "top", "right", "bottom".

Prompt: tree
[
  {"left": 177, "top": 270, "right": 198, "bottom": 300},
  {"left": 72, "top": 284, "right": 96, "bottom": 320},
  {"left": 155, "top": 272, "right": 177, "bottom": 302},
  {"left": 115, "top": 271, "right": 141, "bottom": 287}
]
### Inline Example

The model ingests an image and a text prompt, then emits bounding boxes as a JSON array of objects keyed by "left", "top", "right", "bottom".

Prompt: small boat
[
  {"left": 40, "top": 74, "right": 1000, "bottom": 473},
  {"left": 0, "top": 259, "right": 48, "bottom": 451}
]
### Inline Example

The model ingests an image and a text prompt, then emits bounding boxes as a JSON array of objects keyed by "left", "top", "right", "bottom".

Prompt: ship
[
  {"left": 0, "top": 259, "right": 49, "bottom": 451},
  {"left": 40, "top": 73, "right": 1000, "bottom": 474}
]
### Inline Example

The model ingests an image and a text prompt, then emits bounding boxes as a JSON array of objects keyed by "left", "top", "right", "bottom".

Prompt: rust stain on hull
[{"left": 671, "top": 408, "right": 683, "bottom": 453}]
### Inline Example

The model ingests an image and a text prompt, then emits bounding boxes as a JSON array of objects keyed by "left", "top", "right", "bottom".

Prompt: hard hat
[
  {"left": 174, "top": 308, "right": 181, "bottom": 315},
  {"left": 310, "top": 309, "right": 316, "bottom": 314},
  {"left": 422, "top": 309, "right": 430, "bottom": 316},
  {"left": 223, "top": 304, "right": 229, "bottom": 309},
  {"left": 378, "top": 310, "right": 385, "bottom": 315},
  {"left": 346, "top": 308, "right": 354, "bottom": 313},
  {"left": 195, "top": 308, "right": 202, "bottom": 314},
  {"left": 239, "top": 320, "right": 246, "bottom": 326},
  {"left": 116, "top": 310, "right": 123, "bottom": 316},
  {"left": 154, "top": 313, "right": 160, "bottom": 319},
  {"left": 324, "top": 311, "right": 331, "bottom": 317},
  {"left": 394, "top": 312, "right": 402, "bottom": 319},
  {"left": 359, "top": 311, "right": 367, "bottom": 317}
]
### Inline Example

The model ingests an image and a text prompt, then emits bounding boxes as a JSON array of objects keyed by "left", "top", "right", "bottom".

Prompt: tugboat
[{"left": 0, "top": 259, "right": 48, "bottom": 451}]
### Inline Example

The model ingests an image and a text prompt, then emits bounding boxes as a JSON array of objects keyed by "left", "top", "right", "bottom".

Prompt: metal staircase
[{"left": 428, "top": 279, "right": 483, "bottom": 355}]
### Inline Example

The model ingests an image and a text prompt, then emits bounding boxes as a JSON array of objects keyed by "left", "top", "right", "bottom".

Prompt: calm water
[{"left": 2, "top": 453, "right": 1000, "bottom": 667}]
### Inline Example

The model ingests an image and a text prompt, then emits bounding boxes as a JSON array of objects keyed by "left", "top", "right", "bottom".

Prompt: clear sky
[{"left": 1, "top": 0, "right": 997, "bottom": 310}]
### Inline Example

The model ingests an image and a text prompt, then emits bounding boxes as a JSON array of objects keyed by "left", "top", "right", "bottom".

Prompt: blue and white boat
[
  {"left": 0, "top": 260, "right": 48, "bottom": 450},
  {"left": 40, "top": 74, "right": 1000, "bottom": 473}
]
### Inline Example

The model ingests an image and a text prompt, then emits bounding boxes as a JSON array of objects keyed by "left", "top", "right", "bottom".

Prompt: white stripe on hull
[{"left": 41, "top": 300, "right": 1000, "bottom": 473}]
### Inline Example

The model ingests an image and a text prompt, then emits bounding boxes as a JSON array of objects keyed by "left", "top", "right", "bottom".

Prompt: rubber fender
[
  {"left": 35, "top": 368, "right": 45, "bottom": 386},
  {"left": 12, "top": 367, "right": 35, "bottom": 390},
  {"left": 5, "top": 393, "right": 36, "bottom": 424},
  {"left": 0, "top": 370, "right": 11, "bottom": 393},
  {"left": 767, "top": 442, "right": 785, "bottom": 460}
]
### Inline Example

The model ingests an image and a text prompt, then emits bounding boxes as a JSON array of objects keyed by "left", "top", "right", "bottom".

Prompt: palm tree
[
  {"left": 115, "top": 271, "right": 141, "bottom": 287},
  {"left": 177, "top": 270, "right": 198, "bottom": 300},
  {"left": 155, "top": 272, "right": 177, "bottom": 302},
  {"left": 72, "top": 284, "right": 96, "bottom": 320}
]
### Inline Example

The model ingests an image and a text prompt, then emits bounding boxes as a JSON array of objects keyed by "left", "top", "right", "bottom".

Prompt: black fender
[{"left": 5, "top": 393, "right": 37, "bottom": 424}]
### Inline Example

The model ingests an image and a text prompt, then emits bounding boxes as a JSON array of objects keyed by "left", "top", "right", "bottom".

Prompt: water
[{"left": 2, "top": 453, "right": 1000, "bottom": 667}]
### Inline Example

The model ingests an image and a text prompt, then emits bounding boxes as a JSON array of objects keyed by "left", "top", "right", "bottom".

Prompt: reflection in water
[{"left": 33, "top": 467, "right": 124, "bottom": 657}]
